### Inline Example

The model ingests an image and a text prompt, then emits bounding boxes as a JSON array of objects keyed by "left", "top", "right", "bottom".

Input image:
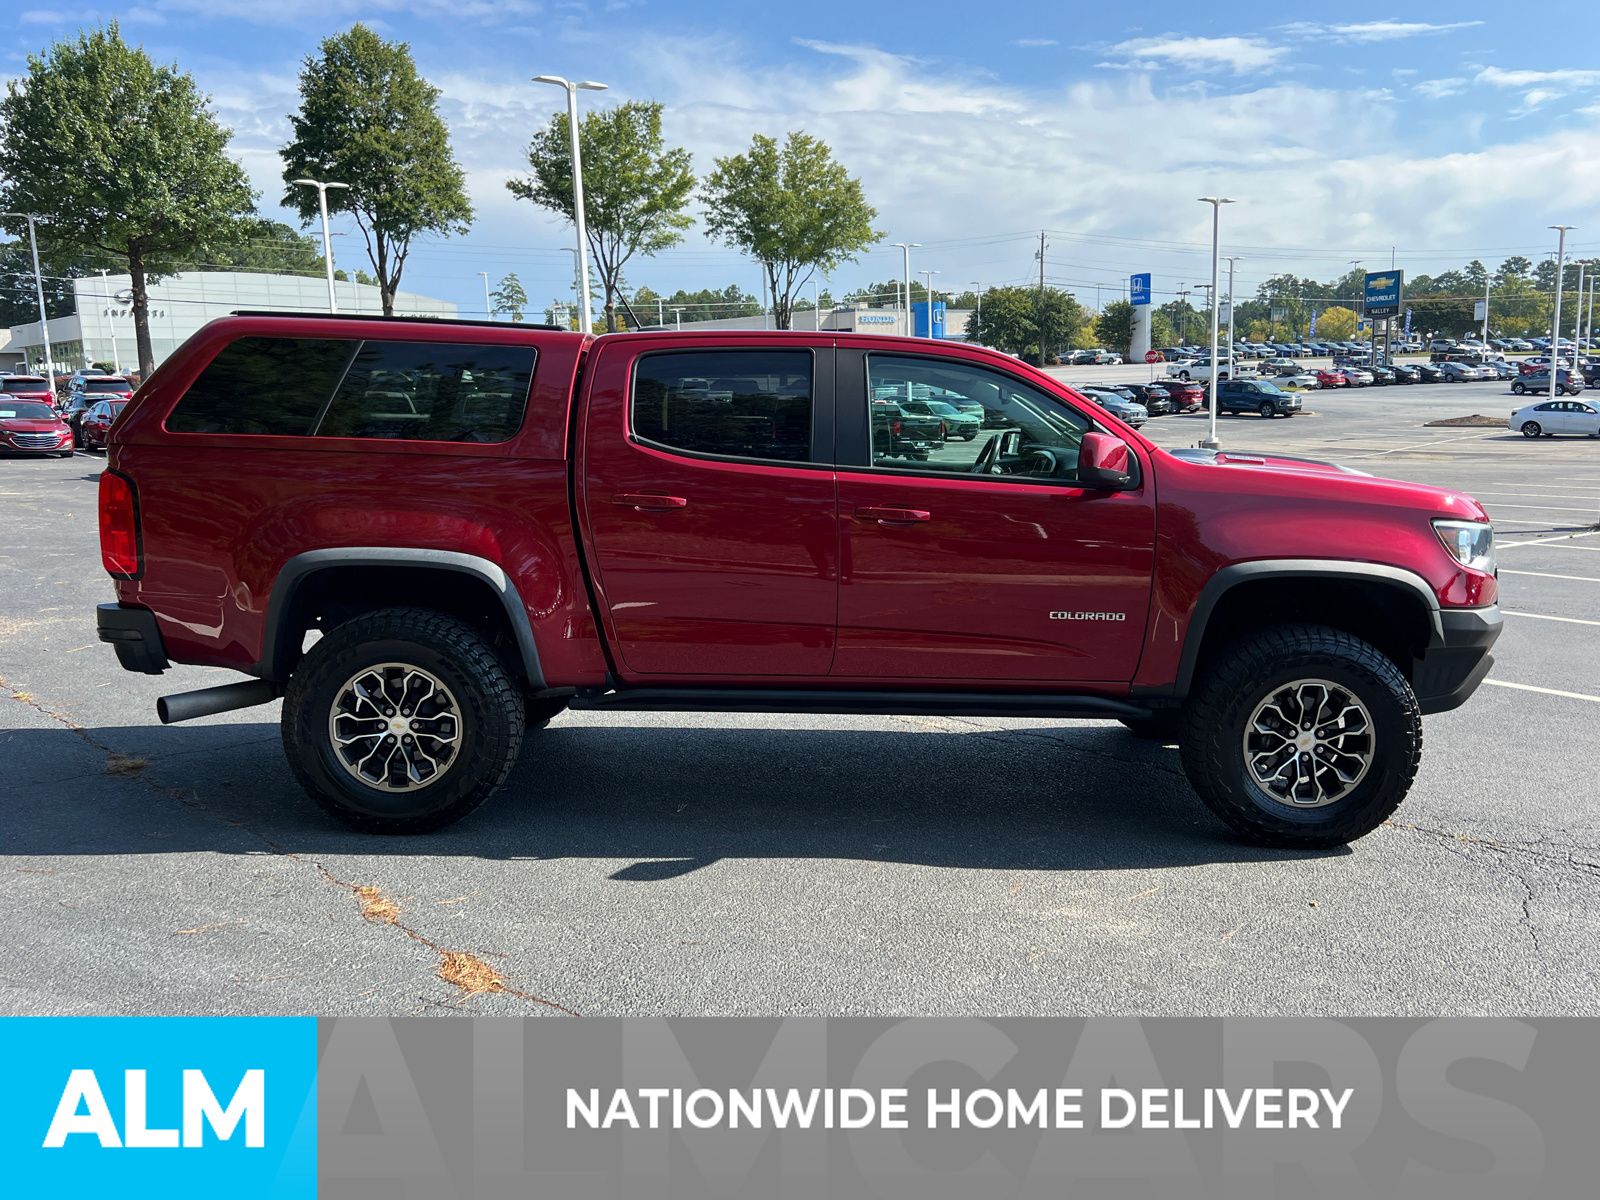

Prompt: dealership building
[
  {"left": 661, "top": 302, "right": 970, "bottom": 338},
  {"left": 5, "top": 271, "right": 456, "bottom": 374}
]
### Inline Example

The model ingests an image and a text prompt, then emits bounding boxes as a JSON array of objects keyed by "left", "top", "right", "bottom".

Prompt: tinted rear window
[
  {"left": 2, "top": 377, "right": 48, "bottom": 392},
  {"left": 632, "top": 350, "right": 815, "bottom": 463},
  {"left": 166, "top": 336, "right": 535, "bottom": 443}
]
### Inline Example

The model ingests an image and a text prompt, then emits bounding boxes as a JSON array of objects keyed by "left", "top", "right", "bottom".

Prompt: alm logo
[{"left": 44, "top": 1068, "right": 265, "bottom": 1148}]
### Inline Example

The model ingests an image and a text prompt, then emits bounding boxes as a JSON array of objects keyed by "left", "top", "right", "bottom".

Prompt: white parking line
[
  {"left": 1484, "top": 680, "right": 1600, "bottom": 704},
  {"left": 1501, "top": 569, "right": 1600, "bottom": 583},
  {"left": 1497, "top": 530, "right": 1600, "bottom": 548},
  {"left": 1344, "top": 431, "right": 1502, "bottom": 459},
  {"left": 1485, "top": 502, "right": 1600, "bottom": 513},
  {"left": 1503, "top": 610, "right": 1600, "bottom": 626}
]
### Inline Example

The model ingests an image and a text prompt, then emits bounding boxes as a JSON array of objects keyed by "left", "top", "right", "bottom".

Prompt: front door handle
[
  {"left": 612, "top": 493, "right": 688, "bottom": 511},
  {"left": 854, "top": 506, "right": 931, "bottom": 525}
]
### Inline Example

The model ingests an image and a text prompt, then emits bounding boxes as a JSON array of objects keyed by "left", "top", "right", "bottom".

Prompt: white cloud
[
  {"left": 1284, "top": 20, "right": 1484, "bottom": 43},
  {"left": 1100, "top": 34, "right": 1287, "bottom": 74},
  {"left": 1474, "top": 66, "right": 1600, "bottom": 112},
  {"left": 1013, "top": 38, "right": 1058, "bottom": 48},
  {"left": 1415, "top": 77, "right": 1469, "bottom": 99}
]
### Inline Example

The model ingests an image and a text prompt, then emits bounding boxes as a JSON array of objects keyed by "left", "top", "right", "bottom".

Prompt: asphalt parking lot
[{"left": 3, "top": 381, "right": 1598, "bottom": 1018}]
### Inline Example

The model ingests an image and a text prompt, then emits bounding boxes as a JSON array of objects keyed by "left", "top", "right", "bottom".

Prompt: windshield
[
  {"left": 0, "top": 402, "right": 56, "bottom": 420},
  {"left": 922, "top": 401, "right": 961, "bottom": 416},
  {"left": 1254, "top": 381, "right": 1289, "bottom": 396}
]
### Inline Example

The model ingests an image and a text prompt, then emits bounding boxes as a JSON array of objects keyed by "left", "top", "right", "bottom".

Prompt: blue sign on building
[
  {"left": 913, "top": 300, "right": 947, "bottom": 338},
  {"left": 1130, "top": 273, "right": 1152, "bottom": 307},
  {"left": 1363, "top": 270, "right": 1403, "bottom": 318}
]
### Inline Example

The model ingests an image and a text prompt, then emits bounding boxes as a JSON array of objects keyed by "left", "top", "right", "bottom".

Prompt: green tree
[
  {"left": 1316, "top": 305, "right": 1359, "bottom": 341},
  {"left": 0, "top": 240, "right": 79, "bottom": 326},
  {"left": 491, "top": 271, "right": 528, "bottom": 322},
  {"left": 702, "top": 132, "right": 880, "bottom": 329},
  {"left": 965, "top": 285, "right": 1084, "bottom": 360},
  {"left": 0, "top": 23, "right": 255, "bottom": 373},
  {"left": 155, "top": 218, "right": 324, "bottom": 276},
  {"left": 509, "top": 100, "right": 693, "bottom": 333},
  {"left": 1095, "top": 299, "right": 1134, "bottom": 355},
  {"left": 280, "top": 24, "right": 471, "bottom": 316}
]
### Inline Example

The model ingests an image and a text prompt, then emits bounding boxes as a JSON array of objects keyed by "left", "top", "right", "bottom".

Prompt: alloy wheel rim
[
  {"left": 1242, "top": 678, "right": 1374, "bottom": 808},
  {"left": 328, "top": 663, "right": 462, "bottom": 792}
]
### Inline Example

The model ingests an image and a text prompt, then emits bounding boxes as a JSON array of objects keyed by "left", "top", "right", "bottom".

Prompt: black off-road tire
[
  {"left": 282, "top": 607, "right": 525, "bottom": 833},
  {"left": 1119, "top": 713, "right": 1183, "bottom": 742},
  {"left": 1178, "top": 624, "right": 1421, "bottom": 849}
]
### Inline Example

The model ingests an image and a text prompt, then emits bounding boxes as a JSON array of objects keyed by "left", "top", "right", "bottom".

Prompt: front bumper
[
  {"left": 97, "top": 602, "right": 170, "bottom": 675},
  {"left": 1414, "top": 606, "right": 1501, "bottom": 714}
]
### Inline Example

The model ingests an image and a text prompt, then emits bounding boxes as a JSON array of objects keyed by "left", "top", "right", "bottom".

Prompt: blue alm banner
[{"left": 0, "top": 1018, "right": 317, "bottom": 1198}]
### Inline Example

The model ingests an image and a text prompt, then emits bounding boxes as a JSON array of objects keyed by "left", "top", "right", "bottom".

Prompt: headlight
[{"left": 1434, "top": 519, "right": 1495, "bottom": 573}]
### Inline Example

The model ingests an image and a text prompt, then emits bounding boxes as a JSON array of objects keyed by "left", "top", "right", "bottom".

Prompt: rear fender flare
[{"left": 257, "top": 547, "right": 545, "bottom": 689}]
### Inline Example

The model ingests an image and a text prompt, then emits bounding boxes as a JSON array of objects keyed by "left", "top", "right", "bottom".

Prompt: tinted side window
[
  {"left": 632, "top": 350, "right": 815, "bottom": 463},
  {"left": 167, "top": 337, "right": 352, "bottom": 435},
  {"left": 318, "top": 341, "right": 534, "bottom": 443},
  {"left": 167, "top": 336, "right": 535, "bottom": 443}
]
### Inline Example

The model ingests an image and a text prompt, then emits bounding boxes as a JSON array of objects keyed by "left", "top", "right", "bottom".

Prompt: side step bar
[{"left": 569, "top": 688, "right": 1150, "bottom": 721}]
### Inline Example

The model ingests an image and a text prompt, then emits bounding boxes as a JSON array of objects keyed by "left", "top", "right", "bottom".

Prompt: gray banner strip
[{"left": 317, "top": 1018, "right": 1598, "bottom": 1198}]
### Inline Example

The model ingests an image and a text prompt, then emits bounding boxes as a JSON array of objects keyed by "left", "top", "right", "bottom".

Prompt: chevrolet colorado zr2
[{"left": 95, "top": 313, "right": 1502, "bottom": 848}]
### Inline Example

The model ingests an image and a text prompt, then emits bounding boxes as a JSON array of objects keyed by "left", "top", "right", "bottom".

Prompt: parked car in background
[
  {"left": 77, "top": 398, "right": 129, "bottom": 450},
  {"left": 870, "top": 400, "right": 945, "bottom": 461},
  {"left": 1077, "top": 387, "right": 1148, "bottom": 427},
  {"left": 900, "top": 397, "right": 982, "bottom": 441},
  {"left": 63, "top": 391, "right": 125, "bottom": 439},
  {"left": 1146, "top": 378, "right": 1206, "bottom": 410},
  {"left": 1413, "top": 363, "right": 1444, "bottom": 383},
  {"left": 1438, "top": 361, "right": 1490, "bottom": 382},
  {"left": 1509, "top": 398, "right": 1600, "bottom": 438},
  {"left": 1511, "top": 370, "right": 1584, "bottom": 397},
  {"left": 1212, "top": 378, "right": 1303, "bottom": 418},
  {"left": 1278, "top": 371, "right": 1322, "bottom": 390},
  {"left": 1484, "top": 360, "right": 1516, "bottom": 381},
  {"left": 1314, "top": 368, "right": 1348, "bottom": 388},
  {"left": 1337, "top": 367, "right": 1375, "bottom": 387},
  {"left": 0, "top": 398, "right": 75, "bottom": 457},
  {"left": 0, "top": 374, "right": 55, "bottom": 407},
  {"left": 1367, "top": 366, "right": 1396, "bottom": 385},
  {"left": 67, "top": 374, "right": 134, "bottom": 400},
  {"left": 1429, "top": 338, "right": 1458, "bottom": 353},
  {"left": 1127, "top": 383, "right": 1176, "bottom": 415},
  {"left": 1390, "top": 364, "right": 1421, "bottom": 384}
]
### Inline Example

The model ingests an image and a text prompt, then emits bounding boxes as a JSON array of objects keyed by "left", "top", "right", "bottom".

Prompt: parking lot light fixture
[
  {"left": 1, "top": 211, "right": 56, "bottom": 389},
  {"left": 291, "top": 179, "right": 349, "bottom": 312},
  {"left": 891, "top": 243, "right": 920, "bottom": 335},
  {"left": 1197, "top": 197, "right": 1234, "bottom": 450},
  {"left": 533, "top": 76, "right": 608, "bottom": 335},
  {"left": 1548, "top": 225, "right": 1573, "bottom": 405}
]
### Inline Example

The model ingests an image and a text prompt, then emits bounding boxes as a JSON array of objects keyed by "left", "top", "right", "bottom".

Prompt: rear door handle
[
  {"left": 854, "top": 506, "right": 930, "bottom": 525},
  {"left": 612, "top": 493, "right": 688, "bottom": 511}
]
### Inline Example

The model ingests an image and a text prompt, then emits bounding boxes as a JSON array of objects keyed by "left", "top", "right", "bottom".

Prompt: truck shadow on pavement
[{"left": 3, "top": 718, "right": 1348, "bottom": 871}]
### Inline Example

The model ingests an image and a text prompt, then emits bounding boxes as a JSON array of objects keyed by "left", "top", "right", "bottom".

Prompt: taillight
[
  {"left": 891, "top": 419, "right": 902, "bottom": 435},
  {"left": 99, "top": 469, "right": 141, "bottom": 578}
]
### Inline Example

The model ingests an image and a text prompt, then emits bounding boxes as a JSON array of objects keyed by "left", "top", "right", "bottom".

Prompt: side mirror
[{"left": 1078, "top": 431, "right": 1134, "bottom": 490}]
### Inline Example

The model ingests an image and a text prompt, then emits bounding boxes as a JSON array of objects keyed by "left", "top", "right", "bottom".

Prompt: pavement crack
[{"left": 3, "top": 673, "right": 578, "bottom": 1017}]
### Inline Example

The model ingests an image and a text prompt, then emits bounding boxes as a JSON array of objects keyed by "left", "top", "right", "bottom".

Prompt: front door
[
  {"left": 833, "top": 350, "right": 1156, "bottom": 684},
  {"left": 580, "top": 342, "right": 839, "bottom": 678}
]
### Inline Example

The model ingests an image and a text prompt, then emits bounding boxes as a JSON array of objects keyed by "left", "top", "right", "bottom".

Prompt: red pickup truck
[{"left": 96, "top": 312, "right": 1501, "bottom": 848}]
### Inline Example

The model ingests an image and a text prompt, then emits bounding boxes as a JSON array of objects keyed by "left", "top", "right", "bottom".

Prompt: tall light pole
[
  {"left": 291, "top": 178, "right": 349, "bottom": 313},
  {"left": 891, "top": 242, "right": 919, "bottom": 336},
  {"left": 919, "top": 269, "right": 940, "bottom": 338},
  {"left": 1481, "top": 272, "right": 1491, "bottom": 343},
  {"left": 2, "top": 212, "right": 55, "bottom": 388},
  {"left": 970, "top": 281, "right": 983, "bottom": 327},
  {"left": 672, "top": 306, "right": 683, "bottom": 331},
  {"left": 1548, "top": 226, "right": 1573, "bottom": 405},
  {"left": 97, "top": 268, "right": 121, "bottom": 373},
  {"left": 533, "top": 75, "right": 608, "bottom": 334},
  {"left": 478, "top": 271, "right": 492, "bottom": 319},
  {"left": 1222, "top": 256, "right": 1240, "bottom": 381},
  {"left": 1573, "top": 262, "right": 1586, "bottom": 357},
  {"left": 1197, "top": 196, "right": 1234, "bottom": 451}
]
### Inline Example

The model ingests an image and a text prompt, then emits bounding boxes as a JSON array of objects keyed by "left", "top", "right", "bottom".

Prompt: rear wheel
[
  {"left": 282, "top": 607, "right": 525, "bottom": 833},
  {"left": 1179, "top": 625, "right": 1421, "bottom": 848}
]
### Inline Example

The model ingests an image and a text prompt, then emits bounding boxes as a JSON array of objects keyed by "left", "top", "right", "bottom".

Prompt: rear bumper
[
  {"left": 1414, "top": 605, "right": 1501, "bottom": 714},
  {"left": 97, "top": 602, "right": 170, "bottom": 675}
]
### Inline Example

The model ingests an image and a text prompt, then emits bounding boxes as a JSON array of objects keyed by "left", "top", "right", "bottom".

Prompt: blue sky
[{"left": 9, "top": 1, "right": 1600, "bottom": 317}]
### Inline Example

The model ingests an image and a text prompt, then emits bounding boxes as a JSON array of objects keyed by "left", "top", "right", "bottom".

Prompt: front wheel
[
  {"left": 1521, "top": 421, "right": 1542, "bottom": 438},
  {"left": 1511, "top": 382, "right": 1525, "bottom": 395},
  {"left": 1258, "top": 401, "right": 1275, "bottom": 418},
  {"left": 282, "top": 607, "right": 525, "bottom": 833},
  {"left": 1179, "top": 625, "right": 1421, "bottom": 848}
]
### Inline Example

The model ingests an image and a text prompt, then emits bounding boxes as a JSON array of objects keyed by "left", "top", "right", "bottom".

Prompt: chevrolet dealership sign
[{"left": 1364, "top": 270, "right": 1403, "bottom": 317}]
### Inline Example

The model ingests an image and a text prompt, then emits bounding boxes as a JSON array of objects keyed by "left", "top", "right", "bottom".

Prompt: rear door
[
  {"left": 831, "top": 348, "right": 1156, "bottom": 684},
  {"left": 578, "top": 339, "right": 839, "bottom": 678}
]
